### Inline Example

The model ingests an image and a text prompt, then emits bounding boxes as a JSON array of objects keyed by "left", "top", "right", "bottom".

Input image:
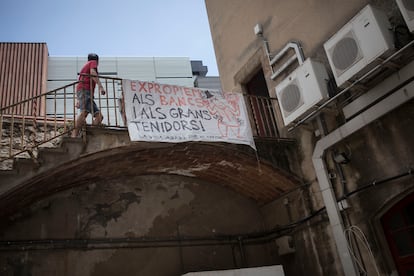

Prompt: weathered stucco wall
[
  {"left": 205, "top": 0, "right": 414, "bottom": 275},
  {"left": 0, "top": 174, "right": 275, "bottom": 276},
  {"left": 257, "top": 100, "right": 414, "bottom": 276},
  {"left": 0, "top": 122, "right": 63, "bottom": 170},
  {"left": 329, "top": 100, "right": 414, "bottom": 275},
  {"left": 205, "top": 0, "right": 370, "bottom": 92}
]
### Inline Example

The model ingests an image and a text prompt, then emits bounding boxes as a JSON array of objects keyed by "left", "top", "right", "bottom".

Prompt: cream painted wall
[{"left": 205, "top": 0, "right": 369, "bottom": 92}]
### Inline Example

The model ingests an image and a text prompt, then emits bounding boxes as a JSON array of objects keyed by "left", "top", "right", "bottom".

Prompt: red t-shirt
[{"left": 77, "top": 60, "right": 98, "bottom": 91}]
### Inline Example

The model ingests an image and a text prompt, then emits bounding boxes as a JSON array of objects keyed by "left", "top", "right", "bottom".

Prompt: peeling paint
[
  {"left": 78, "top": 191, "right": 141, "bottom": 238},
  {"left": 131, "top": 178, "right": 194, "bottom": 229},
  {"left": 158, "top": 164, "right": 212, "bottom": 177},
  {"left": 0, "top": 173, "right": 268, "bottom": 275},
  {"left": 218, "top": 160, "right": 241, "bottom": 169},
  {"left": 82, "top": 176, "right": 196, "bottom": 237}
]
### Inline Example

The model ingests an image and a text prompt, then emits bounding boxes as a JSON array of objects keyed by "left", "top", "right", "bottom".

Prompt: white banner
[{"left": 122, "top": 80, "right": 256, "bottom": 149}]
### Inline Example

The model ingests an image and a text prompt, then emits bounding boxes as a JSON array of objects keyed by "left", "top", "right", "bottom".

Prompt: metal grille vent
[
  {"left": 280, "top": 82, "right": 303, "bottom": 115},
  {"left": 329, "top": 31, "right": 363, "bottom": 76}
]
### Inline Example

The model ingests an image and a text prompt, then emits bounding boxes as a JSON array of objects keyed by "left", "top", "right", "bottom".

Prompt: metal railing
[
  {"left": 244, "top": 94, "right": 280, "bottom": 139},
  {"left": 0, "top": 75, "right": 284, "bottom": 166},
  {"left": 0, "top": 76, "right": 124, "bottom": 164}
]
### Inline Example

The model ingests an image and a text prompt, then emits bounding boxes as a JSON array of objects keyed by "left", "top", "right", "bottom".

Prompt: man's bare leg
[
  {"left": 71, "top": 111, "right": 88, "bottom": 137},
  {"left": 92, "top": 112, "right": 103, "bottom": 126}
]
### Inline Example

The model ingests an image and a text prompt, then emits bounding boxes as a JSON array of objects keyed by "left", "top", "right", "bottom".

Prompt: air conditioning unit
[
  {"left": 275, "top": 59, "right": 329, "bottom": 126},
  {"left": 323, "top": 4, "right": 394, "bottom": 87},
  {"left": 396, "top": 0, "right": 414, "bottom": 32}
]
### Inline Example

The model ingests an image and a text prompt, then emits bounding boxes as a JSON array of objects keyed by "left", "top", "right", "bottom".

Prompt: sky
[{"left": 0, "top": 0, "right": 219, "bottom": 76}]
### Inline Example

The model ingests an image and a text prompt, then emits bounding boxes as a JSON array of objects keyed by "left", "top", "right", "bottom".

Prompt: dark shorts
[{"left": 77, "top": 89, "right": 100, "bottom": 115}]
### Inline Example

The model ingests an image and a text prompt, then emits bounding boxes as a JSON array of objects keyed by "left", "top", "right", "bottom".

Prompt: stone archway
[{"left": 0, "top": 174, "right": 277, "bottom": 275}]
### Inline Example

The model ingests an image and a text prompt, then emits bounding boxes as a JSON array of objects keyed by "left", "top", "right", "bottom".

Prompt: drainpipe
[
  {"left": 255, "top": 23, "right": 305, "bottom": 80},
  {"left": 238, "top": 236, "right": 247, "bottom": 268},
  {"left": 270, "top": 41, "right": 305, "bottom": 66},
  {"left": 312, "top": 78, "right": 414, "bottom": 276},
  {"left": 267, "top": 40, "right": 306, "bottom": 80},
  {"left": 254, "top": 22, "right": 305, "bottom": 77}
]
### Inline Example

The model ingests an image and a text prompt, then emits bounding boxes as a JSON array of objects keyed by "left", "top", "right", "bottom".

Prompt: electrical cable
[
  {"left": 1, "top": 169, "right": 412, "bottom": 251},
  {"left": 344, "top": 226, "right": 381, "bottom": 276},
  {"left": 343, "top": 169, "right": 413, "bottom": 199}
]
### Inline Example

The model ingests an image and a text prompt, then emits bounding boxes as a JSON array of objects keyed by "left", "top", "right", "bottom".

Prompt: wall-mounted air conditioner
[
  {"left": 323, "top": 4, "right": 394, "bottom": 87},
  {"left": 275, "top": 59, "right": 329, "bottom": 126},
  {"left": 396, "top": 0, "right": 414, "bottom": 32}
]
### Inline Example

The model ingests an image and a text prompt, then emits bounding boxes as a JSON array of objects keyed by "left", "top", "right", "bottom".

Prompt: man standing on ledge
[{"left": 71, "top": 53, "right": 106, "bottom": 138}]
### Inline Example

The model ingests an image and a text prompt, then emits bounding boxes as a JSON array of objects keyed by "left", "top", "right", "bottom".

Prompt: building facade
[
  {"left": 205, "top": 0, "right": 414, "bottom": 275},
  {"left": 1, "top": 0, "right": 414, "bottom": 273},
  {"left": 0, "top": 43, "right": 48, "bottom": 117},
  {"left": 1, "top": 42, "right": 296, "bottom": 276}
]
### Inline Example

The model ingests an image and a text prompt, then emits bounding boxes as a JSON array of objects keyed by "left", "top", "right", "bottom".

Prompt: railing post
[
  {"left": 244, "top": 94, "right": 280, "bottom": 139},
  {"left": 0, "top": 114, "right": 3, "bottom": 142},
  {"left": 63, "top": 87, "right": 67, "bottom": 132},
  {"left": 104, "top": 78, "right": 110, "bottom": 126},
  {"left": 9, "top": 114, "right": 14, "bottom": 157}
]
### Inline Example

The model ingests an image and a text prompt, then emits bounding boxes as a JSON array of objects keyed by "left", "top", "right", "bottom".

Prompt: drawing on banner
[
  {"left": 122, "top": 80, "right": 256, "bottom": 149},
  {"left": 203, "top": 90, "right": 243, "bottom": 138}
]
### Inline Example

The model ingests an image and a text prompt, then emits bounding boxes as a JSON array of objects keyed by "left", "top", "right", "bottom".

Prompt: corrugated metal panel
[
  {"left": 47, "top": 58, "right": 77, "bottom": 119},
  {"left": 46, "top": 56, "right": 194, "bottom": 87},
  {"left": 154, "top": 57, "right": 193, "bottom": 78},
  {"left": 117, "top": 57, "right": 156, "bottom": 80},
  {"left": 195, "top": 76, "right": 222, "bottom": 90},
  {"left": 48, "top": 57, "right": 78, "bottom": 80},
  {"left": 47, "top": 80, "right": 77, "bottom": 93},
  {"left": 45, "top": 93, "right": 76, "bottom": 118},
  {"left": 45, "top": 80, "right": 77, "bottom": 119},
  {"left": 0, "top": 42, "right": 48, "bottom": 116},
  {"left": 98, "top": 58, "right": 117, "bottom": 75},
  {"left": 156, "top": 78, "right": 194, "bottom": 87},
  {"left": 76, "top": 57, "right": 87, "bottom": 72}
]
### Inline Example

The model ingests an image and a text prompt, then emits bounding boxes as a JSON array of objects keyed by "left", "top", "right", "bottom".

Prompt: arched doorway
[{"left": 381, "top": 192, "right": 414, "bottom": 276}]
